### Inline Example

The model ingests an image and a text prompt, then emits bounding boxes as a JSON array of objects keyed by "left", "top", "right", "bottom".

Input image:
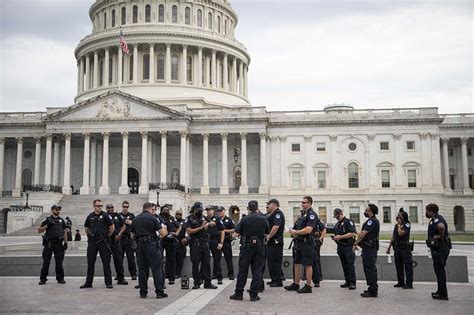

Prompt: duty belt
[{"left": 136, "top": 235, "right": 158, "bottom": 242}]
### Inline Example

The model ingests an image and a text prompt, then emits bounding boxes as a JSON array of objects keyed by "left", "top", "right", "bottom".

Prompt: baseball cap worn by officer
[
  {"left": 217, "top": 206, "right": 225, "bottom": 212},
  {"left": 192, "top": 202, "right": 203, "bottom": 211},
  {"left": 333, "top": 208, "right": 343, "bottom": 218},
  {"left": 51, "top": 204, "right": 62, "bottom": 211},
  {"left": 267, "top": 198, "right": 279, "bottom": 206},
  {"left": 248, "top": 200, "right": 258, "bottom": 211}
]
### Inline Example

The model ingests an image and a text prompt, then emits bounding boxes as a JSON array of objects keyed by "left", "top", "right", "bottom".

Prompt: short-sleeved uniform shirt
[
  {"left": 334, "top": 217, "right": 356, "bottom": 246},
  {"left": 293, "top": 208, "right": 318, "bottom": 235},
  {"left": 184, "top": 214, "right": 210, "bottom": 241},
  {"left": 84, "top": 211, "right": 114, "bottom": 238},
  {"left": 392, "top": 221, "right": 411, "bottom": 249},
  {"left": 235, "top": 212, "right": 270, "bottom": 240},
  {"left": 222, "top": 216, "right": 235, "bottom": 240},
  {"left": 41, "top": 215, "right": 67, "bottom": 239},
  {"left": 176, "top": 218, "right": 187, "bottom": 241},
  {"left": 267, "top": 209, "right": 285, "bottom": 243},
  {"left": 428, "top": 215, "right": 449, "bottom": 240},
  {"left": 207, "top": 215, "right": 224, "bottom": 240},
  {"left": 131, "top": 211, "right": 163, "bottom": 238},
  {"left": 109, "top": 212, "right": 125, "bottom": 235},
  {"left": 120, "top": 212, "right": 135, "bottom": 235},
  {"left": 361, "top": 216, "right": 380, "bottom": 246}
]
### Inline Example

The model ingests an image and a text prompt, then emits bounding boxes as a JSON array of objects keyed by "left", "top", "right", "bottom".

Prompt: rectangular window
[
  {"left": 380, "top": 141, "right": 389, "bottom": 151},
  {"left": 448, "top": 148, "right": 453, "bottom": 156},
  {"left": 407, "top": 170, "right": 417, "bottom": 188},
  {"left": 450, "top": 175, "right": 455, "bottom": 190},
  {"left": 349, "top": 207, "right": 360, "bottom": 224},
  {"left": 292, "top": 206, "right": 301, "bottom": 226},
  {"left": 469, "top": 174, "right": 473, "bottom": 189},
  {"left": 316, "top": 143, "right": 326, "bottom": 152},
  {"left": 381, "top": 170, "right": 390, "bottom": 188},
  {"left": 406, "top": 141, "right": 415, "bottom": 150},
  {"left": 318, "top": 207, "right": 327, "bottom": 223},
  {"left": 292, "top": 171, "right": 301, "bottom": 189},
  {"left": 468, "top": 148, "right": 472, "bottom": 156},
  {"left": 291, "top": 143, "right": 301, "bottom": 152},
  {"left": 383, "top": 206, "right": 391, "bottom": 223},
  {"left": 409, "top": 206, "right": 418, "bottom": 223},
  {"left": 318, "top": 171, "right": 326, "bottom": 189}
]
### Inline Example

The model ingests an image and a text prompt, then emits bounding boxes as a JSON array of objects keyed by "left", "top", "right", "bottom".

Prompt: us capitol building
[{"left": 1, "top": 0, "right": 473, "bottom": 232}]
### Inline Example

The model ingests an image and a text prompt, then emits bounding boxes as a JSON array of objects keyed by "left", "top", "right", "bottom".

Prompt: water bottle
[
  {"left": 387, "top": 254, "right": 392, "bottom": 264},
  {"left": 428, "top": 249, "right": 432, "bottom": 259}
]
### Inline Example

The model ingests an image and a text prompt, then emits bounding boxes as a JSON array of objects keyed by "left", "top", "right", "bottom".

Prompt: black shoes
[
  {"left": 229, "top": 275, "right": 235, "bottom": 280},
  {"left": 117, "top": 279, "right": 128, "bottom": 285},
  {"left": 80, "top": 283, "right": 92, "bottom": 289},
  {"left": 169, "top": 280, "right": 175, "bottom": 285},
  {"left": 229, "top": 294, "right": 243, "bottom": 300},
  {"left": 156, "top": 292, "right": 168, "bottom": 299},
  {"left": 131, "top": 276, "right": 137, "bottom": 280},
  {"left": 349, "top": 284, "right": 357, "bottom": 290},
  {"left": 106, "top": 284, "right": 113, "bottom": 289},
  {"left": 340, "top": 283, "right": 349, "bottom": 288},
  {"left": 250, "top": 296, "right": 260, "bottom": 301},
  {"left": 269, "top": 282, "right": 283, "bottom": 287},
  {"left": 38, "top": 280, "right": 46, "bottom": 285},
  {"left": 204, "top": 284, "right": 218, "bottom": 289},
  {"left": 57, "top": 280, "right": 66, "bottom": 284},
  {"left": 314, "top": 282, "right": 320, "bottom": 288},
  {"left": 394, "top": 283, "right": 404, "bottom": 288},
  {"left": 361, "top": 291, "right": 377, "bottom": 298},
  {"left": 432, "top": 293, "right": 448, "bottom": 300},
  {"left": 284, "top": 283, "right": 300, "bottom": 291},
  {"left": 140, "top": 294, "right": 147, "bottom": 299},
  {"left": 403, "top": 284, "right": 413, "bottom": 289},
  {"left": 217, "top": 279, "right": 223, "bottom": 285},
  {"left": 297, "top": 284, "right": 312, "bottom": 294},
  {"left": 192, "top": 284, "right": 201, "bottom": 289},
  {"left": 135, "top": 285, "right": 140, "bottom": 289}
]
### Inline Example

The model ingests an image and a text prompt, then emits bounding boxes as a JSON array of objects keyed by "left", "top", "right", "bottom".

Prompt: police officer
[
  {"left": 206, "top": 206, "right": 225, "bottom": 285},
  {"left": 425, "top": 203, "right": 451, "bottom": 300},
  {"left": 160, "top": 205, "right": 181, "bottom": 285},
  {"left": 131, "top": 202, "right": 168, "bottom": 299},
  {"left": 106, "top": 203, "right": 128, "bottom": 285},
  {"left": 184, "top": 202, "right": 218, "bottom": 289},
  {"left": 354, "top": 204, "right": 380, "bottom": 298},
  {"left": 120, "top": 200, "right": 137, "bottom": 280},
  {"left": 284, "top": 196, "right": 318, "bottom": 294},
  {"left": 38, "top": 205, "right": 68, "bottom": 285},
  {"left": 312, "top": 214, "right": 326, "bottom": 287},
  {"left": 386, "top": 210, "right": 413, "bottom": 289},
  {"left": 81, "top": 199, "right": 115, "bottom": 289},
  {"left": 218, "top": 206, "right": 235, "bottom": 280},
  {"left": 230, "top": 200, "right": 269, "bottom": 301},
  {"left": 332, "top": 208, "right": 357, "bottom": 290},
  {"left": 265, "top": 198, "right": 285, "bottom": 287},
  {"left": 174, "top": 209, "right": 187, "bottom": 279}
]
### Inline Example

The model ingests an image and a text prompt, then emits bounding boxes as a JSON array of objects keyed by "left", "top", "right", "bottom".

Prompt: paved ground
[{"left": 0, "top": 277, "right": 473, "bottom": 314}]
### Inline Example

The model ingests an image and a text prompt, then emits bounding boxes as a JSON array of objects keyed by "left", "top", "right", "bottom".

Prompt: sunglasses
[
  {"left": 95, "top": 205, "right": 103, "bottom": 208},
  {"left": 53, "top": 208, "right": 61, "bottom": 211},
  {"left": 122, "top": 206, "right": 129, "bottom": 208},
  {"left": 106, "top": 207, "right": 114, "bottom": 209},
  {"left": 301, "top": 201, "right": 310, "bottom": 204}
]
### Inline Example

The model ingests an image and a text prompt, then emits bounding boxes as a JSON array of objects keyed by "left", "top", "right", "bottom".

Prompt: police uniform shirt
[
  {"left": 161, "top": 215, "right": 180, "bottom": 234},
  {"left": 334, "top": 217, "right": 356, "bottom": 236},
  {"left": 428, "top": 214, "right": 449, "bottom": 239},
  {"left": 131, "top": 211, "right": 164, "bottom": 238},
  {"left": 293, "top": 208, "right": 318, "bottom": 232},
  {"left": 207, "top": 215, "right": 224, "bottom": 239},
  {"left": 41, "top": 215, "right": 67, "bottom": 239},
  {"left": 267, "top": 209, "right": 285, "bottom": 242},
  {"left": 361, "top": 216, "right": 380, "bottom": 242},
  {"left": 235, "top": 212, "right": 270, "bottom": 239},
  {"left": 392, "top": 222, "right": 411, "bottom": 245},
  {"left": 315, "top": 219, "right": 326, "bottom": 234},
  {"left": 120, "top": 212, "right": 135, "bottom": 235},
  {"left": 222, "top": 216, "right": 235, "bottom": 239},
  {"left": 184, "top": 215, "right": 209, "bottom": 240},
  {"left": 110, "top": 212, "right": 125, "bottom": 235},
  {"left": 84, "top": 211, "right": 114, "bottom": 237},
  {"left": 176, "top": 218, "right": 187, "bottom": 241}
]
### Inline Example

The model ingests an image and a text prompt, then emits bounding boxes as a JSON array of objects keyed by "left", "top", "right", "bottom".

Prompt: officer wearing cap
[
  {"left": 218, "top": 206, "right": 235, "bottom": 280},
  {"left": 206, "top": 206, "right": 225, "bottom": 285},
  {"left": 174, "top": 208, "right": 187, "bottom": 279},
  {"left": 131, "top": 202, "right": 168, "bottom": 299},
  {"left": 230, "top": 200, "right": 269, "bottom": 301},
  {"left": 354, "top": 204, "right": 380, "bottom": 298},
  {"left": 119, "top": 200, "right": 137, "bottom": 280},
  {"left": 160, "top": 204, "right": 181, "bottom": 285},
  {"left": 332, "top": 208, "right": 357, "bottom": 290},
  {"left": 38, "top": 205, "right": 68, "bottom": 285},
  {"left": 184, "top": 202, "right": 218, "bottom": 289},
  {"left": 312, "top": 213, "right": 326, "bottom": 287},
  {"left": 265, "top": 198, "right": 285, "bottom": 287},
  {"left": 106, "top": 203, "right": 128, "bottom": 285}
]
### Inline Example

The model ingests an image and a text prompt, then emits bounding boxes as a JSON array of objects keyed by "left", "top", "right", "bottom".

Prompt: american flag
[{"left": 119, "top": 30, "right": 129, "bottom": 54}]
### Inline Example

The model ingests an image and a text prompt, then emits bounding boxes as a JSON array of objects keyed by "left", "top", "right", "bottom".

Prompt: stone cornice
[{"left": 268, "top": 118, "right": 444, "bottom": 127}]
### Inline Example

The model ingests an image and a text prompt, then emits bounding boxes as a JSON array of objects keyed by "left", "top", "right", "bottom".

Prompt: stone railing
[
  {"left": 1, "top": 191, "right": 13, "bottom": 197},
  {"left": 23, "top": 185, "right": 62, "bottom": 193},
  {"left": 440, "top": 113, "right": 474, "bottom": 125},
  {"left": 189, "top": 106, "right": 267, "bottom": 119},
  {"left": 0, "top": 112, "right": 47, "bottom": 122},
  {"left": 149, "top": 182, "right": 185, "bottom": 192},
  {"left": 8, "top": 205, "right": 43, "bottom": 212}
]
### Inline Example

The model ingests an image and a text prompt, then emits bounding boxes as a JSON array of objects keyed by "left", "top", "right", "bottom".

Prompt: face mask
[
  {"left": 195, "top": 210, "right": 203, "bottom": 217},
  {"left": 163, "top": 212, "right": 170, "bottom": 217},
  {"left": 425, "top": 212, "right": 430, "bottom": 219},
  {"left": 364, "top": 212, "right": 369, "bottom": 218}
]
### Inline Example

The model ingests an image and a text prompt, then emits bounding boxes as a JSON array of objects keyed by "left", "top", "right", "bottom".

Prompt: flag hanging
[{"left": 119, "top": 30, "right": 130, "bottom": 54}]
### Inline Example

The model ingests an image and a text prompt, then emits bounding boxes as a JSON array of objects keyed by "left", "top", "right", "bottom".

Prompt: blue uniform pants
[
  {"left": 432, "top": 244, "right": 450, "bottom": 297},
  {"left": 394, "top": 247, "right": 413, "bottom": 285},
  {"left": 362, "top": 247, "right": 378, "bottom": 294},
  {"left": 235, "top": 243, "right": 265, "bottom": 298},
  {"left": 136, "top": 239, "right": 164, "bottom": 296},
  {"left": 337, "top": 245, "right": 356, "bottom": 285}
]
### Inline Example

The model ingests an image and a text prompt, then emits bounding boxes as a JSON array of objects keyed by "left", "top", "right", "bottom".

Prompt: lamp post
[
  {"left": 156, "top": 191, "right": 160, "bottom": 207},
  {"left": 24, "top": 192, "right": 30, "bottom": 210}
]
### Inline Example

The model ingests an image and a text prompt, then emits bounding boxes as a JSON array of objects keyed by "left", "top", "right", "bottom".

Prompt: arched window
[
  {"left": 172, "top": 5, "right": 178, "bottom": 23},
  {"left": 217, "top": 16, "right": 221, "bottom": 33},
  {"left": 348, "top": 162, "right": 359, "bottom": 188},
  {"left": 22, "top": 169, "right": 32, "bottom": 187},
  {"left": 145, "top": 4, "right": 151, "bottom": 22},
  {"left": 111, "top": 9, "right": 116, "bottom": 27},
  {"left": 187, "top": 55, "right": 193, "bottom": 82},
  {"left": 197, "top": 9, "right": 202, "bottom": 27},
  {"left": 158, "top": 5, "right": 164, "bottom": 23},
  {"left": 171, "top": 54, "right": 179, "bottom": 81},
  {"left": 157, "top": 53, "right": 165, "bottom": 80},
  {"left": 121, "top": 7, "right": 126, "bottom": 25},
  {"left": 133, "top": 5, "right": 138, "bottom": 23},
  {"left": 208, "top": 12, "right": 213, "bottom": 30},
  {"left": 103, "top": 12, "right": 107, "bottom": 29},
  {"left": 143, "top": 54, "right": 150, "bottom": 80},
  {"left": 219, "top": 61, "right": 223, "bottom": 88},
  {"left": 185, "top": 7, "right": 191, "bottom": 25}
]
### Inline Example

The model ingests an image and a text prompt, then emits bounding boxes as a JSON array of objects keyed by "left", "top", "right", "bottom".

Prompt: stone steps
[{"left": 9, "top": 213, "right": 50, "bottom": 236}]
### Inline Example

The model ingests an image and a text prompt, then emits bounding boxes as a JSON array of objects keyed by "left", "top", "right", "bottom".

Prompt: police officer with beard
[
  {"left": 119, "top": 200, "right": 137, "bottom": 280},
  {"left": 106, "top": 203, "right": 128, "bottom": 285},
  {"left": 160, "top": 205, "right": 181, "bottom": 285},
  {"left": 354, "top": 204, "right": 380, "bottom": 298},
  {"left": 265, "top": 198, "right": 285, "bottom": 287},
  {"left": 218, "top": 206, "right": 235, "bottom": 280},
  {"left": 312, "top": 215, "right": 326, "bottom": 287},
  {"left": 332, "top": 208, "right": 357, "bottom": 290},
  {"left": 185, "top": 202, "right": 218, "bottom": 290},
  {"left": 206, "top": 206, "right": 225, "bottom": 285},
  {"left": 174, "top": 209, "right": 187, "bottom": 279}
]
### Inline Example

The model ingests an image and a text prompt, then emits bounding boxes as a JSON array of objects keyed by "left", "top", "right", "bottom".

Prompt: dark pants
[
  {"left": 394, "top": 247, "right": 413, "bottom": 285},
  {"left": 162, "top": 240, "right": 176, "bottom": 281},
  {"left": 267, "top": 242, "right": 284, "bottom": 283},
  {"left": 235, "top": 243, "right": 265, "bottom": 298},
  {"left": 136, "top": 239, "right": 164, "bottom": 296},
  {"left": 110, "top": 238, "right": 125, "bottom": 281},
  {"left": 190, "top": 240, "right": 211, "bottom": 285},
  {"left": 222, "top": 240, "right": 234, "bottom": 277},
  {"left": 432, "top": 245, "right": 450, "bottom": 297},
  {"left": 337, "top": 245, "right": 356, "bottom": 285},
  {"left": 85, "top": 239, "right": 112, "bottom": 286},
  {"left": 175, "top": 243, "right": 187, "bottom": 277},
  {"left": 40, "top": 242, "right": 65, "bottom": 282},
  {"left": 312, "top": 241, "right": 322, "bottom": 283},
  {"left": 362, "top": 248, "right": 378, "bottom": 294},
  {"left": 210, "top": 239, "right": 223, "bottom": 280},
  {"left": 121, "top": 235, "right": 137, "bottom": 277}
]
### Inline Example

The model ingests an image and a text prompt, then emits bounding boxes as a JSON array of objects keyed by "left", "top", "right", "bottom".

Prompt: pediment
[{"left": 48, "top": 90, "right": 187, "bottom": 122}]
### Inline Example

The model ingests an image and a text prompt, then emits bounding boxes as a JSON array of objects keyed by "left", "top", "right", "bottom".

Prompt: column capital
[
  {"left": 329, "top": 134, "right": 337, "bottom": 142},
  {"left": 221, "top": 132, "right": 228, "bottom": 139},
  {"left": 46, "top": 133, "right": 53, "bottom": 140},
  {"left": 367, "top": 133, "right": 376, "bottom": 141},
  {"left": 392, "top": 133, "right": 401, "bottom": 140},
  {"left": 149, "top": 42, "right": 155, "bottom": 48},
  {"left": 140, "top": 131, "right": 148, "bottom": 138},
  {"left": 82, "top": 132, "right": 90, "bottom": 139},
  {"left": 202, "top": 133, "right": 209, "bottom": 139},
  {"left": 0, "top": 137, "right": 4, "bottom": 144},
  {"left": 121, "top": 131, "right": 129, "bottom": 138},
  {"left": 304, "top": 135, "right": 312, "bottom": 142},
  {"left": 160, "top": 131, "right": 168, "bottom": 137},
  {"left": 211, "top": 49, "right": 216, "bottom": 54},
  {"left": 441, "top": 137, "right": 450, "bottom": 143},
  {"left": 104, "top": 46, "right": 109, "bottom": 52},
  {"left": 259, "top": 132, "right": 267, "bottom": 140},
  {"left": 279, "top": 136, "right": 287, "bottom": 142},
  {"left": 240, "top": 132, "right": 247, "bottom": 139},
  {"left": 419, "top": 132, "right": 429, "bottom": 139},
  {"left": 430, "top": 132, "right": 439, "bottom": 140},
  {"left": 179, "top": 131, "right": 187, "bottom": 137},
  {"left": 182, "top": 44, "right": 188, "bottom": 49},
  {"left": 269, "top": 135, "right": 279, "bottom": 142},
  {"left": 166, "top": 43, "right": 171, "bottom": 48},
  {"left": 16, "top": 137, "right": 23, "bottom": 144},
  {"left": 102, "top": 131, "right": 110, "bottom": 139},
  {"left": 33, "top": 136, "right": 41, "bottom": 142},
  {"left": 64, "top": 133, "right": 71, "bottom": 140},
  {"left": 461, "top": 137, "right": 469, "bottom": 144}
]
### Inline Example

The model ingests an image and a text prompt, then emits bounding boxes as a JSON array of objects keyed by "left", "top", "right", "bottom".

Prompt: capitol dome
[{"left": 74, "top": 0, "right": 251, "bottom": 108}]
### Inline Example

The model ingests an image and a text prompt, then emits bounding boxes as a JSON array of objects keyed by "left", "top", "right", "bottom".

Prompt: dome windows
[
  {"left": 103, "top": 12, "right": 107, "bottom": 29},
  {"left": 133, "top": 5, "right": 138, "bottom": 24},
  {"left": 187, "top": 55, "right": 193, "bottom": 83},
  {"left": 197, "top": 9, "right": 203, "bottom": 27},
  {"left": 171, "top": 54, "right": 179, "bottom": 81},
  {"left": 143, "top": 54, "right": 150, "bottom": 80},
  {"left": 185, "top": 7, "right": 191, "bottom": 25},
  {"left": 111, "top": 9, "right": 116, "bottom": 27},
  {"left": 217, "top": 16, "right": 221, "bottom": 33},
  {"left": 208, "top": 12, "right": 213, "bottom": 30},
  {"left": 158, "top": 5, "right": 165, "bottom": 23},
  {"left": 145, "top": 5, "right": 151, "bottom": 23},
  {"left": 157, "top": 54, "right": 165, "bottom": 81},
  {"left": 121, "top": 7, "right": 126, "bottom": 25},
  {"left": 172, "top": 5, "right": 178, "bottom": 24}
]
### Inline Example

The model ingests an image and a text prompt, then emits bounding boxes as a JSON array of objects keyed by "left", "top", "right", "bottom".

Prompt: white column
[
  {"left": 52, "top": 139, "right": 60, "bottom": 186},
  {"left": 461, "top": 137, "right": 471, "bottom": 194},
  {"left": 244, "top": 63, "right": 248, "bottom": 97},
  {"left": 304, "top": 135, "right": 312, "bottom": 190},
  {"left": 368, "top": 134, "right": 377, "bottom": 190},
  {"left": 270, "top": 136, "right": 280, "bottom": 188},
  {"left": 34, "top": 137, "right": 41, "bottom": 185},
  {"left": 133, "top": 45, "right": 138, "bottom": 84},
  {"left": 0, "top": 138, "right": 4, "bottom": 193},
  {"left": 180, "top": 131, "right": 187, "bottom": 187},
  {"left": 13, "top": 137, "right": 23, "bottom": 197},
  {"left": 124, "top": 53, "right": 130, "bottom": 84},
  {"left": 160, "top": 131, "right": 167, "bottom": 184},
  {"left": 201, "top": 133, "right": 209, "bottom": 194},
  {"left": 149, "top": 43, "right": 155, "bottom": 83},
  {"left": 165, "top": 43, "right": 171, "bottom": 83},
  {"left": 197, "top": 47, "right": 203, "bottom": 87},
  {"left": 80, "top": 133, "right": 91, "bottom": 195},
  {"left": 119, "top": 132, "right": 129, "bottom": 194},
  {"left": 104, "top": 48, "right": 110, "bottom": 87},
  {"left": 187, "top": 135, "right": 191, "bottom": 190},
  {"left": 90, "top": 136, "right": 97, "bottom": 193},
  {"left": 85, "top": 54, "right": 90, "bottom": 91},
  {"left": 118, "top": 45, "right": 123, "bottom": 86},
  {"left": 205, "top": 55, "right": 210, "bottom": 86},
  {"left": 232, "top": 57, "right": 237, "bottom": 93},
  {"left": 240, "top": 132, "right": 248, "bottom": 194},
  {"left": 181, "top": 45, "right": 187, "bottom": 84},
  {"left": 221, "top": 133, "right": 229, "bottom": 194},
  {"left": 441, "top": 137, "right": 451, "bottom": 193},
  {"left": 211, "top": 49, "right": 217, "bottom": 88},
  {"left": 238, "top": 60, "right": 243, "bottom": 95},
  {"left": 79, "top": 58, "right": 84, "bottom": 92},
  {"left": 431, "top": 133, "right": 443, "bottom": 190},
  {"left": 76, "top": 62, "right": 81, "bottom": 94},
  {"left": 259, "top": 133, "right": 268, "bottom": 193},
  {"left": 147, "top": 137, "right": 152, "bottom": 183},
  {"left": 280, "top": 136, "right": 288, "bottom": 189},
  {"left": 99, "top": 132, "right": 111, "bottom": 194},
  {"left": 223, "top": 53, "right": 228, "bottom": 91},
  {"left": 44, "top": 134, "right": 52, "bottom": 185},
  {"left": 139, "top": 131, "right": 149, "bottom": 194},
  {"left": 420, "top": 133, "right": 431, "bottom": 188},
  {"left": 112, "top": 54, "right": 117, "bottom": 85},
  {"left": 93, "top": 50, "right": 99, "bottom": 88},
  {"left": 62, "top": 134, "right": 72, "bottom": 195}
]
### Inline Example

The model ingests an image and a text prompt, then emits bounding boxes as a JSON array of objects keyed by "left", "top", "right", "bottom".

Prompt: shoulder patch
[
  {"left": 367, "top": 220, "right": 373, "bottom": 226},
  {"left": 99, "top": 215, "right": 103, "bottom": 219},
  {"left": 405, "top": 223, "right": 410, "bottom": 228},
  {"left": 225, "top": 219, "right": 228, "bottom": 222},
  {"left": 309, "top": 214, "right": 315, "bottom": 220},
  {"left": 275, "top": 214, "right": 281, "bottom": 219},
  {"left": 184, "top": 218, "right": 188, "bottom": 223},
  {"left": 350, "top": 221, "right": 354, "bottom": 226},
  {"left": 434, "top": 218, "right": 439, "bottom": 223}
]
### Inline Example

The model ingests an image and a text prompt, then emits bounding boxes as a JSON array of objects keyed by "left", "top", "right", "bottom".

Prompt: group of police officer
[{"left": 38, "top": 196, "right": 451, "bottom": 301}]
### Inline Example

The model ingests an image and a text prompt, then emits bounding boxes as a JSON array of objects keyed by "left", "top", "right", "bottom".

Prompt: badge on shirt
[
  {"left": 59, "top": 219, "right": 62, "bottom": 223},
  {"left": 225, "top": 219, "right": 228, "bottom": 223},
  {"left": 350, "top": 221, "right": 354, "bottom": 226},
  {"left": 405, "top": 223, "right": 410, "bottom": 228},
  {"left": 367, "top": 220, "right": 372, "bottom": 226},
  {"left": 309, "top": 215, "right": 315, "bottom": 220},
  {"left": 99, "top": 215, "right": 103, "bottom": 219},
  {"left": 434, "top": 218, "right": 439, "bottom": 223},
  {"left": 276, "top": 214, "right": 281, "bottom": 219}
]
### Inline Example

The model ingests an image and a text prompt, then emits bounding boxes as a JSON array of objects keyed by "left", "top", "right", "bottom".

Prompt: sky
[{"left": 0, "top": 0, "right": 472, "bottom": 113}]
